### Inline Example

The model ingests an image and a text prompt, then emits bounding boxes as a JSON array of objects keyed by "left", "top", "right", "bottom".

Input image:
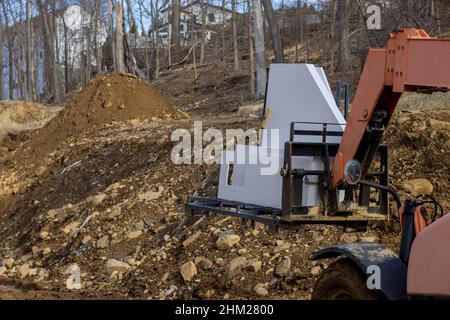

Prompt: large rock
[
  {"left": 138, "top": 187, "right": 164, "bottom": 202},
  {"left": 91, "top": 193, "right": 107, "bottom": 205},
  {"left": 216, "top": 234, "right": 240, "bottom": 250},
  {"left": 227, "top": 257, "right": 247, "bottom": 274},
  {"left": 180, "top": 261, "right": 197, "bottom": 282},
  {"left": 246, "top": 259, "right": 262, "bottom": 272},
  {"left": 401, "top": 178, "right": 433, "bottom": 196},
  {"left": 4, "top": 258, "right": 14, "bottom": 269},
  {"left": 66, "top": 264, "right": 82, "bottom": 290},
  {"left": 127, "top": 230, "right": 143, "bottom": 240},
  {"left": 237, "top": 103, "right": 263, "bottom": 116},
  {"left": 183, "top": 232, "right": 201, "bottom": 248},
  {"left": 311, "top": 265, "right": 322, "bottom": 275},
  {"left": 63, "top": 221, "right": 79, "bottom": 235},
  {"left": 275, "top": 256, "right": 291, "bottom": 277},
  {"left": 18, "top": 263, "right": 30, "bottom": 279},
  {"left": 97, "top": 236, "right": 110, "bottom": 249},
  {"left": 194, "top": 257, "right": 213, "bottom": 270},
  {"left": 254, "top": 283, "right": 269, "bottom": 297},
  {"left": 106, "top": 259, "right": 130, "bottom": 275},
  {"left": 340, "top": 233, "right": 358, "bottom": 243}
]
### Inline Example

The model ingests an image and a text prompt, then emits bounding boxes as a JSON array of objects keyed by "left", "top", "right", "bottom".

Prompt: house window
[
  {"left": 180, "top": 24, "right": 184, "bottom": 31},
  {"left": 208, "top": 13, "right": 215, "bottom": 23}
]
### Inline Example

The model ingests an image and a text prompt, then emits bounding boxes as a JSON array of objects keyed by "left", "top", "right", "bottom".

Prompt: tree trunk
[
  {"left": 221, "top": 0, "right": 226, "bottom": 60},
  {"left": 52, "top": 0, "right": 61, "bottom": 101},
  {"left": 85, "top": 19, "right": 93, "bottom": 83},
  {"left": 329, "top": 0, "right": 338, "bottom": 73},
  {"left": 138, "top": 0, "right": 146, "bottom": 36},
  {"left": 200, "top": 0, "right": 207, "bottom": 64},
  {"left": 36, "top": 0, "right": 60, "bottom": 103},
  {"left": 95, "top": 29, "right": 102, "bottom": 75},
  {"left": 1, "top": 0, "right": 14, "bottom": 99},
  {"left": 232, "top": 0, "right": 239, "bottom": 71},
  {"left": 335, "top": 0, "right": 351, "bottom": 72},
  {"left": 247, "top": 0, "right": 255, "bottom": 96},
  {"left": 330, "top": 0, "right": 337, "bottom": 39},
  {"left": 63, "top": 16, "right": 70, "bottom": 93},
  {"left": 190, "top": 5, "right": 198, "bottom": 80},
  {"left": 26, "top": 0, "right": 33, "bottom": 100},
  {"left": 108, "top": 0, "right": 116, "bottom": 71},
  {"left": 295, "top": 0, "right": 300, "bottom": 62},
  {"left": 125, "top": 0, "right": 137, "bottom": 32},
  {"left": 0, "top": 14, "right": 3, "bottom": 100},
  {"left": 115, "top": 3, "right": 126, "bottom": 73},
  {"left": 252, "top": 0, "right": 266, "bottom": 98},
  {"left": 7, "top": 36, "right": 13, "bottom": 99},
  {"left": 151, "top": 0, "right": 160, "bottom": 79},
  {"left": 95, "top": 0, "right": 102, "bottom": 76},
  {"left": 172, "top": 0, "right": 181, "bottom": 52},
  {"left": 261, "top": 0, "right": 283, "bottom": 63}
]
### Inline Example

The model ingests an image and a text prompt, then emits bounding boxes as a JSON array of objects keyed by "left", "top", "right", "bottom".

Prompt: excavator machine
[{"left": 186, "top": 29, "right": 450, "bottom": 299}]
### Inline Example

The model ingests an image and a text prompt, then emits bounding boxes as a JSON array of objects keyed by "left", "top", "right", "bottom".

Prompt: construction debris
[{"left": 0, "top": 69, "right": 448, "bottom": 300}]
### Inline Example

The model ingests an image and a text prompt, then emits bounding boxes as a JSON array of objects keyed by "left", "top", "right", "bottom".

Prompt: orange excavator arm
[{"left": 331, "top": 29, "right": 450, "bottom": 189}]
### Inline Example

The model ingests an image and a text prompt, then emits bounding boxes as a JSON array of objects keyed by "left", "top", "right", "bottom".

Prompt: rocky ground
[{"left": 0, "top": 72, "right": 448, "bottom": 300}]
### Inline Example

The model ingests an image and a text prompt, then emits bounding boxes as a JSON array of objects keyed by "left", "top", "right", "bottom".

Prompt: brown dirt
[
  {"left": 0, "top": 101, "right": 60, "bottom": 152},
  {"left": 384, "top": 108, "right": 450, "bottom": 210},
  {"left": 153, "top": 62, "right": 255, "bottom": 115},
  {"left": 3, "top": 73, "right": 185, "bottom": 166},
  {"left": 0, "top": 69, "right": 448, "bottom": 300}
]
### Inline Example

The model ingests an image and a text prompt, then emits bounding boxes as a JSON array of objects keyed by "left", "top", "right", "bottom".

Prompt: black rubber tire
[{"left": 312, "top": 258, "right": 381, "bottom": 300}]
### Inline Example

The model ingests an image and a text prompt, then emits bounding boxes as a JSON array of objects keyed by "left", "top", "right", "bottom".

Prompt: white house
[
  {"left": 154, "top": 0, "right": 233, "bottom": 46},
  {"left": 2, "top": 3, "right": 107, "bottom": 100}
]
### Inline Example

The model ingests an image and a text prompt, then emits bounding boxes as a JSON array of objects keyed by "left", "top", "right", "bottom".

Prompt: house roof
[{"left": 161, "top": 1, "right": 234, "bottom": 14}]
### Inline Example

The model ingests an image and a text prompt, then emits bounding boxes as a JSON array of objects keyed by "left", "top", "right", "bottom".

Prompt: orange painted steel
[{"left": 331, "top": 29, "right": 450, "bottom": 188}]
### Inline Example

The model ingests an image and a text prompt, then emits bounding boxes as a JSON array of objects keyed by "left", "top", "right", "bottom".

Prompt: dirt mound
[
  {"left": 7, "top": 74, "right": 185, "bottom": 164},
  {"left": 0, "top": 101, "right": 61, "bottom": 156},
  {"left": 58, "top": 73, "right": 183, "bottom": 130},
  {"left": 385, "top": 108, "right": 450, "bottom": 209},
  {"left": 0, "top": 101, "right": 59, "bottom": 136}
]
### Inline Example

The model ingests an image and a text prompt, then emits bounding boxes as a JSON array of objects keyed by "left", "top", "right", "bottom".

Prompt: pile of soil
[
  {"left": 0, "top": 101, "right": 60, "bottom": 156},
  {"left": 384, "top": 108, "right": 450, "bottom": 210},
  {"left": 59, "top": 73, "right": 184, "bottom": 130},
  {"left": 9, "top": 74, "right": 185, "bottom": 164},
  {"left": 0, "top": 101, "right": 59, "bottom": 138}
]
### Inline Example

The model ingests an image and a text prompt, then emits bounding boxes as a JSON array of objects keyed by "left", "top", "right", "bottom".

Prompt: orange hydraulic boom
[{"left": 331, "top": 29, "right": 450, "bottom": 189}]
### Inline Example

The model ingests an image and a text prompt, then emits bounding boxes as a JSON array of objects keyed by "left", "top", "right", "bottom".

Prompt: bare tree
[
  {"left": 151, "top": 0, "right": 160, "bottom": 79},
  {"left": 221, "top": 0, "right": 226, "bottom": 59},
  {"left": 94, "top": 0, "right": 102, "bottom": 76},
  {"left": 25, "top": 0, "right": 33, "bottom": 100},
  {"left": 1, "top": 0, "right": 15, "bottom": 99},
  {"left": 115, "top": 3, "right": 126, "bottom": 73},
  {"left": 247, "top": 0, "right": 255, "bottom": 96},
  {"left": 36, "top": 0, "right": 61, "bottom": 103},
  {"left": 329, "top": 0, "right": 338, "bottom": 72},
  {"left": 109, "top": 0, "right": 116, "bottom": 71},
  {"left": 252, "top": 0, "right": 266, "bottom": 98},
  {"left": 190, "top": 2, "right": 198, "bottom": 80},
  {"left": 200, "top": 0, "right": 207, "bottom": 64},
  {"left": 125, "top": 0, "right": 137, "bottom": 32},
  {"left": 172, "top": 0, "right": 181, "bottom": 53},
  {"left": 232, "top": 0, "right": 239, "bottom": 71},
  {"left": 261, "top": 0, "right": 283, "bottom": 63},
  {"left": 335, "top": 0, "right": 351, "bottom": 72},
  {"left": 0, "top": 13, "right": 3, "bottom": 100}
]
